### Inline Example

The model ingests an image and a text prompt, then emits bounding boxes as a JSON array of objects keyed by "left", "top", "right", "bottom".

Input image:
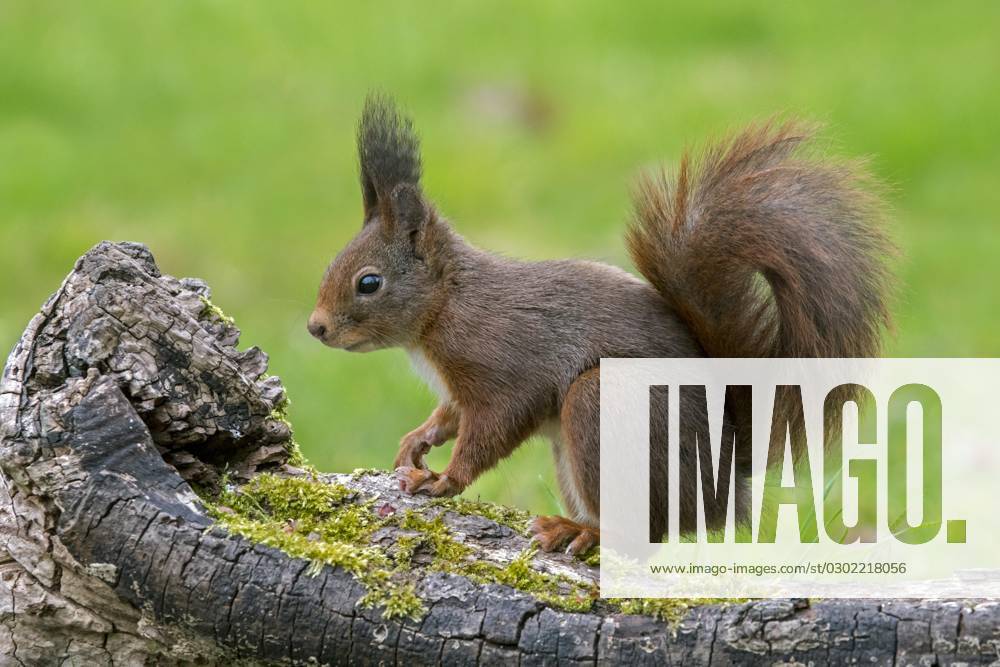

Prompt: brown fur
[{"left": 308, "top": 97, "right": 894, "bottom": 555}]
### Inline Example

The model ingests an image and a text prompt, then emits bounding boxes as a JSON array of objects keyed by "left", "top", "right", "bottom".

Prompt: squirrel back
[{"left": 626, "top": 121, "right": 894, "bottom": 360}]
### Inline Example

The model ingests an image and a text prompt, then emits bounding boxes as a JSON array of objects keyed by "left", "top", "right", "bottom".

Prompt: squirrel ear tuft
[
  {"left": 357, "top": 93, "right": 422, "bottom": 225},
  {"left": 389, "top": 182, "right": 429, "bottom": 232},
  {"left": 361, "top": 170, "right": 378, "bottom": 221}
]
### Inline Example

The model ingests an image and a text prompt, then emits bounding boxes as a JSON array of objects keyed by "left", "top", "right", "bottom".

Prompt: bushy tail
[{"left": 627, "top": 120, "right": 894, "bottom": 359}]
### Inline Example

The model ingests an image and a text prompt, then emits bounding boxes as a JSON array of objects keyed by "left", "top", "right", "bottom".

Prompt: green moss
[
  {"left": 460, "top": 547, "right": 597, "bottom": 613},
  {"left": 209, "top": 476, "right": 378, "bottom": 574},
  {"left": 581, "top": 547, "right": 601, "bottom": 568},
  {"left": 398, "top": 510, "right": 473, "bottom": 564},
  {"left": 429, "top": 496, "right": 532, "bottom": 535},
  {"left": 204, "top": 474, "right": 484, "bottom": 621},
  {"left": 210, "top": 510, "right": 385, "bottom": 574},
  {"left": 204, "top": 471, "right": 736, "bottom": 624},
  {"left": 218, "top": 474, "right": 353, "bottom": 519},
  {"left": 612, "top": 598, "right": 729, "bottom": 624},
  {"left": 203, "top": 472, "right": 593, "bottom": 619},
  {"left": 284, "top": 442, "right": 309, "bottom": 469},
  {"left": 205, "top": 473, "right": 425, "bottom": 620},
  {"left": 350, "top": 467, "right": 383, "bottom": 480},
  {"left": 198, "top": 295, "right": 236, "bottom": 327},
  {"left": 391, "top": 534, "right": 422, "bottom": 568},
  {"left": 360, "top": 583, "right": 424, "bottom": 621}
]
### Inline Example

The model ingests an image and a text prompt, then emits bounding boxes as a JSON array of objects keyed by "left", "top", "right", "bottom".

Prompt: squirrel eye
[{"left": 357, "top": 273, "right": 383, "bottom": 295}]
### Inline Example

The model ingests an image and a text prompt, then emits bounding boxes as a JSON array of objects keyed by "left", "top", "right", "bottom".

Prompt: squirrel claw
[{"left": 394, "top": 466, "right": 461, "bottom": 497}]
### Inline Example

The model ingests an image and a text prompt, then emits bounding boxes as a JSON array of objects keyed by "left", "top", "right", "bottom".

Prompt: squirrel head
[{"left": 309, "top": 94, "right": 443, "bottom": 352}]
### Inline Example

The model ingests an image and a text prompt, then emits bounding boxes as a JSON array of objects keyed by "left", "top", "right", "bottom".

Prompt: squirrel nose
[{"left": 307, "top": 318, "right": 327, "bottom": 340}]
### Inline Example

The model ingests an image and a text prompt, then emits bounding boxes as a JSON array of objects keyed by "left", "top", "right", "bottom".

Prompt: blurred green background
[{"left": 1, "top": 2, "right": 998, "bottom": 516}]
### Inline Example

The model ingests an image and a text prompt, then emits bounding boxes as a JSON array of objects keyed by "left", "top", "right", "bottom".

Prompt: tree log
[{"left": 1, "top": 241, "right": 998, "bottom": 665}]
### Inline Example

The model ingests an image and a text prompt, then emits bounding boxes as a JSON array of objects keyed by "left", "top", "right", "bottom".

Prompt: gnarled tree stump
[{"left": 1, "top": 242, "right": 998, "bottom": 665}]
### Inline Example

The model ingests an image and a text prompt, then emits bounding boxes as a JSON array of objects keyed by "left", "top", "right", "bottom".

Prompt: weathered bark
[{"left": 1, "top": 241, "right": 998, "bottom": 665}]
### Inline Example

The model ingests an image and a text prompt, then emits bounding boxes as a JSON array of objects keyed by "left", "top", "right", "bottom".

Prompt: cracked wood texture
[{"left": 1, "top": 242, "right": 998, "bottom": 666}]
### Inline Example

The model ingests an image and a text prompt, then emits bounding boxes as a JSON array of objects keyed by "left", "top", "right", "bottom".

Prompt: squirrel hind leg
[
  {"left": 557, "top": 367, "right": 601, "bottom": 525},
  {"left": 528, "top": 369, "right": 603, "bottom": 558}
]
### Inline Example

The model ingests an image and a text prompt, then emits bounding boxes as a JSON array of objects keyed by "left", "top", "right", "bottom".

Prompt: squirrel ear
[{"left": 389, "top": 183, "right": 429, "bottom": 232}]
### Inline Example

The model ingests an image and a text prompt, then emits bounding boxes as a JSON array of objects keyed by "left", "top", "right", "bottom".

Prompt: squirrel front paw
[{"left": 394, "top": 466, "right": 462, "bottom": 497}]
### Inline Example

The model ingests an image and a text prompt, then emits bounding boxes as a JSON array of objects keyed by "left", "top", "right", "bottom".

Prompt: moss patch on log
[
  {"left": 204, "top": 474, "right": 426, "bottom": 619},
  {"left": 428, "top": 496, "right": 532, "bottom": 535},
  {"left": 201, "top": 472, "right": 729, "bottom": 624},
  {"left": 202, "top": 472, "right": 597, "bottom": 619}
]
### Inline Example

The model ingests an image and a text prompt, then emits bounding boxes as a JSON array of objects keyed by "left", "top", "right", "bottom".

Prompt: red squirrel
[{"left": 308, "top": 94, "right": 893, "bottom": 556}]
